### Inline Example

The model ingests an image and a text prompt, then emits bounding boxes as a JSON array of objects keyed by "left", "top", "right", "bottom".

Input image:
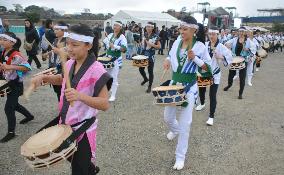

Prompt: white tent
[{"left": 104, "top": 10, "right": 180, "bottom": 30}]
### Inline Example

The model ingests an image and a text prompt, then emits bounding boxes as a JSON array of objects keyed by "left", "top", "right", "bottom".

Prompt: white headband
[
  {"left": 239, "top": 28, "right": 246, "bottom": 31},
  {"left": 54, "top": 25, "right": 68, "bottom": 30},
  {"left": 0, "top": 34, "right": 17, "bottom": 43},
  {"left": 180, "top": 22, "right": 199, "bottom": 29},
  {"left": 67, "top": 33, "right": 94, "bottom": 44},
  {"left": 208, "top": 29, "right": 219, "bottom": 34},
  {"left": 146, "top": 24, "right": 154, "bottom": 28},
  {"left": 114, "top": 22, "right": 122, "bottom": 27}
]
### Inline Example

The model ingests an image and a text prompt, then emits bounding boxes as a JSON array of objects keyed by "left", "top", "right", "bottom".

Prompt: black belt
[{"left": 57, "top": 117, "right": 97, "bottom": 151}]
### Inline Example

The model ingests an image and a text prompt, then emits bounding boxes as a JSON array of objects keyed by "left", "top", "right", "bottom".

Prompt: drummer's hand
[
  {"left": 109, "top": 43, "right": 115, "bottom": 49},
  {"left": 163, "top": 59, "right": 170, "bottom": 70},
  {"left": 0, "top": 63, "right": 12, "bottom": 71},
  {"left": 31, "top": 75, "right": 44, "bottom": 89},
  {"left": 187, "top": 50, "right": 195, "bottom": 60},
  {"left": 65, "top": 88, "right": 81, "bottom": 102},
  {"left": 52, "top": 47, "right": 61, "bottom": 55}
]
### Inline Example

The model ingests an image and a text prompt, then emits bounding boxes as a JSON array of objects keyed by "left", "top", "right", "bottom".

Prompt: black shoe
[
  {"left": 20, "top": 116, "right": 34, "bottom": 124},
  {"left": 238, "top": 95, "right": 243, "bottom": 99},
  {"left": 146, "top": 86, "right": 151, "bottom": 93},
  {"left": 224, "top": 86, "right": 230, "bottom": 91},
  {"left": 141, "top": 79, "right": 149, "bottom": 86},
  {"left": 0, "top": 132, "right": 15, "bottom": 143}
]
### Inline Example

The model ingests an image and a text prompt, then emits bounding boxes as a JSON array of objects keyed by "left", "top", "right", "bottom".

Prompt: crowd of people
[{"left": 0, "top": 15, "right": 283, "bottom": 175}]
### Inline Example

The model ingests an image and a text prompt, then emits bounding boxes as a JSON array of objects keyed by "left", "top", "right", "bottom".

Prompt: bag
[{"left": 24, "top": 39, "right": 35, "bottom": 51}]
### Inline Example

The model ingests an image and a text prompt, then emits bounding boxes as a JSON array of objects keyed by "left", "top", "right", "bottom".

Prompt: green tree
[{"left": 25, "top": 12, "right": 40, "bottom": 23}]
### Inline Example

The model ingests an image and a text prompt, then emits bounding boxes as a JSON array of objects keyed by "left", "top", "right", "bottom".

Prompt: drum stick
[
  {"left": 32, "top": 67, "right": 56, "bottom": 77},
  {"left": 43, "top": 36, "right": 54, "bottom": 49}
]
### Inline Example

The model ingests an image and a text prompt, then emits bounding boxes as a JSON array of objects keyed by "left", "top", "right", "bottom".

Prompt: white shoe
[
  {"left": 173, "top": 160, "right": 185, "bottom": 170},
  {"left": 206, "top": 118, "right": 214, "bottom": 126},
  {"left": 195, "top": 104, "right": 205, "bottom": 111},
  {"left": 109, "top": 96, "right": 116, "bottom": 102},
  {"left": 256, "top": 68, "right": 259, "bottom": 72},
  {"left": 233, "top": 76, "right": 239, "bottom": 80},
  {"left": 166, "top": 131, "right": 177, "bottom": 141},
  {"left": 248, "top": 81, "right": 253, "bottom": 86}
]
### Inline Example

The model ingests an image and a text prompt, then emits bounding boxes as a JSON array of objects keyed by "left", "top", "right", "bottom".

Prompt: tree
[
  {"left": 0, "top": 6, "right": 7, "bottom": 12},
  {"left": 13, "top": 4, "right": 24, "bottom": 13},
  {"left": 25, "top": 12, "right": 40, "bottom": 23},
  {"left": 272, "top": 22, "right": 284, "bottom": 32}
]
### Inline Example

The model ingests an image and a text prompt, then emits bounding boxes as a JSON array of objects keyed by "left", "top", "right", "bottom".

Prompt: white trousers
[
  {"left": 164, "top": 88, "right": 196, "bottom": 161},
  {"left": 246, "top": 58, "right": 255, "bottom": 79},
  {"left": 107, "top": 60, "right": 120, "bottom": 98}
]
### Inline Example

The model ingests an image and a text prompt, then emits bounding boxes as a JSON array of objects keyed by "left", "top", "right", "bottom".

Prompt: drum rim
[
  {"left": 132, "top": 55, "right": 148, "bottom": 60},
  {"left": 97, "top": 57, "right": 112, "bottom": 61},
  {"left": 232, "top": 56, "right": 245, "bottom": 63},
  {"left": 21, "top": 125, "right": 73, "bottom": 157},
  {"left": 152, "top": 85, "right": 184, "bottom": 91}
]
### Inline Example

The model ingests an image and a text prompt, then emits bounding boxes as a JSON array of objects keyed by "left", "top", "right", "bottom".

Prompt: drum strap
[
  {"left": 58, "top": 117, "right": 96, "bottom": 151},
  {"left": 60, "top": 53, "right": 96, "bottom": 124},
  {"left": 0, "top": 81, "right": 10, "bottom": 91}
]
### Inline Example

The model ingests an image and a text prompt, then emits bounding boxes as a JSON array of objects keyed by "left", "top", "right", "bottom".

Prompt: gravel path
[{"left": 0, "top": 46, "right": 283, "bottom": 175}]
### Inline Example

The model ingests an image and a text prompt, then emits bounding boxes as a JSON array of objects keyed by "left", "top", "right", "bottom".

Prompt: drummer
[
  {"left": 246, "top": 30, "right": 257, "bottom": 86},
  {"left": 224, "top": 26, "right": 255, "bottom": 99},
  {"left": 103, "top": 21, "right": 127, "bottom": 102},
  {"left": 0, "top": 32, "right": 34, "bottom": 142},
  {"left": 254, "top": 29, "right": 265, "bottom": 72},
  {"left": 139, "top": 22, "right": 161, "bottom": 93},
  {"left": 163, "top": 16, "right": 211, "bottom": 170},
  {"left": 30, "top": 24, "right": 112, "bottom": 174},
  {"left": 195, "top": 27, "right": 233, "bottom": 126}
]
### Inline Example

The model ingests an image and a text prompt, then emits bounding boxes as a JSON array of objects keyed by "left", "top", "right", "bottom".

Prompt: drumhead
[
  {"left": 232, "top": 56, "right": 245, "bottom": 63},
  {"left": 152, "top": 85, "right": 184, "bottom": 91},
  {"left": 21, "top": 125, "right": 73, "bottom": 157},
  {"left": 97, "top": 57, "right": 111, "bottom": 61},
  {"left": 132, "top": 55, "right": 148, "bottom": 60}
]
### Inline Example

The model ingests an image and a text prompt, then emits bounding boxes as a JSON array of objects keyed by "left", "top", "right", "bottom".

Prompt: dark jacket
[{"left": 25, "top": 27, "right": 40, "bottom": 56}]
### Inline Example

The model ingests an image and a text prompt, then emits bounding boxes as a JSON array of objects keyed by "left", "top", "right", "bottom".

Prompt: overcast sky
[{"left": 2, "top": 0, "right": 284, "bottom": 17}]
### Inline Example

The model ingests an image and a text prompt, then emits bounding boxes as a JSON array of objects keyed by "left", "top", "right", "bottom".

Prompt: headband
[
  {"left": 114, "top": 21, "right": 122, "bottom": 27},
  {"left": 54, "top": 25, "right": 68, "bottom": 30},
  {"left": 208, "top": 29, "right": 219, "bottom": 34},
  {"left": 67, "top": 32, "right": 94, "bottom": 44},
  {"left": 0, "top": 34, "right": 17, "bottom": 43},
  {"left": 146, "top": 24, "right": 154, "bottom": 28},
  {"left": 180, "top": 22, "right": 199, "bottom": 29}
]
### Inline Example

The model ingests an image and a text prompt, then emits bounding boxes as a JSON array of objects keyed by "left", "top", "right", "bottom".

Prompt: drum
[
  {"left": 97, "top": 57, "right": 114, "bottom": 69},
  {"left": 21, "top": 125, "right": 77, "bottom": 169},
  {"left": 0, "top": 80, "right": 10, "bottom": 97},
  {"left": 262, "top": 42, "right": 269, "bottom": 50},
  {"left": 229, "top": 56, "right": 245, "bottom": 70},
  {"left": 152, "top": 85, "right": 186, "bottom": 106},
  {"left": 132, "top": 55, "right": 149, "bottom": 67},
  {"left": 281, "top": 40, "right": 284, "bottom": 47},
  {"left": 256, "top": 56, "right": 262, "bottom": 64},
  {"left": 197, "top": 76, "right": 213, "bottom": 87},
  {"left": 257, "top": 48, "right": 268, "bottom": 58}
]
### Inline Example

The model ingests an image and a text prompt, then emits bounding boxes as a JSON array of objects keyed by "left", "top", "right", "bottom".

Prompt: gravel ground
[{"left": 0, "top": 38, "right": 284, "bottom": 175}]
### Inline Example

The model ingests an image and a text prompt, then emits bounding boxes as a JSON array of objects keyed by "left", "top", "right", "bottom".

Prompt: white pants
[
  {"left": 107, "top": 60, "right": 119, "bottom": 98},
  {"left": 246, "top": 58, "right": 255, "bottom": 79},
  {"left": 164, "top": 86, "right": 196, "bottom": 161}
]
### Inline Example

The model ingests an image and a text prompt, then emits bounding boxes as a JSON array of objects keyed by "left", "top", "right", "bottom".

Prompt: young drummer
[
  {"left": 224, "top": 27, "right": 255, "bottom": 99},
  {"left": 195, "top": 27, "right": 233, "bottom": 126},
  {"left": 0, "top": 32, "right": 34, "bottom": 142},
  {"left": 103, "top": 21, "right": 127, "bottom": 102},
  {"left": 48, "top": 21, "right": 69, "bottom": 101},
  {"left": 30, "top": 24, "right": 112, "bottom": 175},
  {"left": 163, "top": 16, "right": 211, "bottom": 170},
  {"left": 140, "top": 22, "right": 161, "bottom": 93}
]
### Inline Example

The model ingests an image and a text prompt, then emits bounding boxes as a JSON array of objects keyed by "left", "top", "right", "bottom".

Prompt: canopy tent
[
  {"left": 104, "top": 10, "right": 180, "bottom": 29},
  {"left": 243, "top": 26, "right": 269, "bottom": 32}
]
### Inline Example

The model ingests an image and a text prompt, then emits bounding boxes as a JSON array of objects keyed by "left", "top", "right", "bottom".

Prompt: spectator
[
  {"left": 3, "top": 19, "right": 9, "bottom": 32},
  {"left": 125, "top": 26, "right": 135, "bottom": 59},
  {"left": 158, "top": 25, "right": 167, "bottom": 55},
  {"left": 105, "top": 22, "right": 113, "bottom": 36},
  {"left": 93, "top": 23, "right": 103, "bottom": 39},
  {"left": 38, "top": 20, "right": 46, "bottom": 41}
]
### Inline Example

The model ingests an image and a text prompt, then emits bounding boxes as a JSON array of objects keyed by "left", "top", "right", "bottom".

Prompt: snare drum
[
  {"left": 152, "top": 85, "right": 186, "bottom": 106},
  {"left": 21, "top": 125, "right": 77, "bottom": 169},
  {"left": 0, "top": 80, "right": 10, "bottom": 97},
  {"left": 132, "top": 55, "right": 149, "bottom": 67},
  {"left": 97, "top": 57, "right": 115, "bottom": 69},
  {"left": 229, "top": 56, "right": 245, "bottom": 70}
]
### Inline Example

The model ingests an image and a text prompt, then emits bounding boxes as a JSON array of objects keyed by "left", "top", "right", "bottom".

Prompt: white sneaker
[
  {"left": 206, "top": 118, "right": 214, "bottom": 126},
  {"left": 195, "top": 104, "right": 205, "bottom": 111},
  {"left": 109, "top": 96, "right": 116, "bottom": 102},
  {"left": 173, "top": 160, "right": 185, "bottom": 170},
  {"left": 256, "top": 68, "right": 259, "bottom": 72},
  {"left": 166, "top": 131, "right": 177, "bottom": 141},
  {"left": 233, "top": 76, "right": 239, "bottom": 80},
  {"left": 248, "top": 81, "right": 253, "bottom": 86}
]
